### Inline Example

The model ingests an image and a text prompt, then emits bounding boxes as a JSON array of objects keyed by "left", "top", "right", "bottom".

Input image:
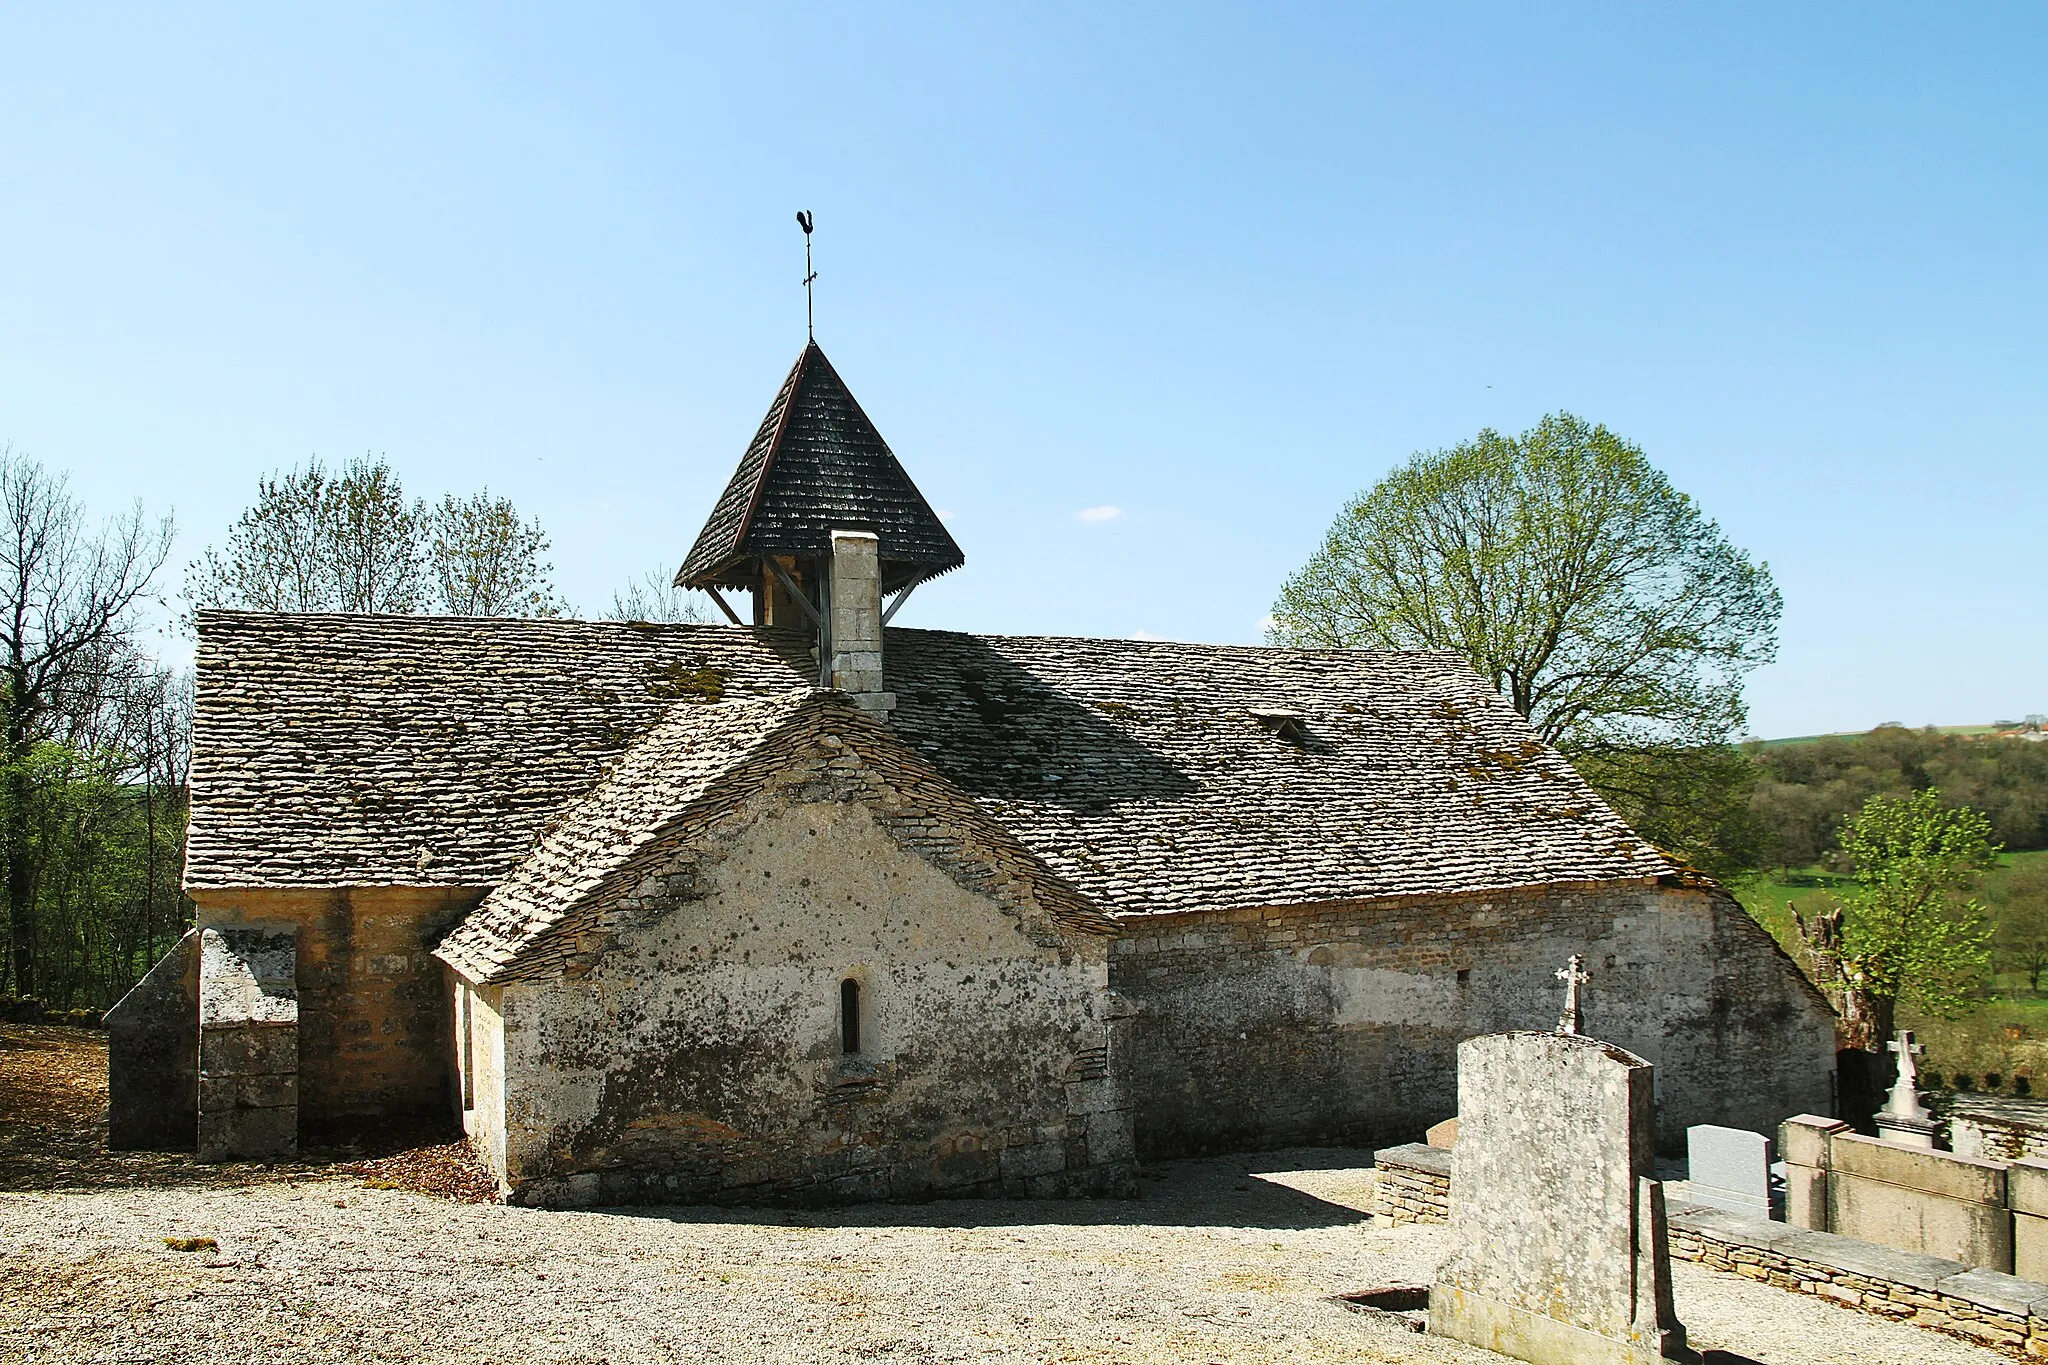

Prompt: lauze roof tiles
[{"left": 185, "top": 612, "right": 1674, "bottom": 925}]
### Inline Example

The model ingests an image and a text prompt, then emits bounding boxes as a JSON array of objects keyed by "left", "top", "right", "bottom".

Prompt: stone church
[{"left": 110, "top": 340, "right": 1838, "bottom": 1206}]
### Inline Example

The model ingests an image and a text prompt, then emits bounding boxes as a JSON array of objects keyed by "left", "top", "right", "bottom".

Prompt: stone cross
[{"left": 1555, "top": 955, "right": 1589, "bottom": 1036}]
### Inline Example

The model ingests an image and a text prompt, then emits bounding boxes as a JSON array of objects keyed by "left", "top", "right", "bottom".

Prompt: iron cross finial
[
  {"left": 1555, "top": 954, "right": 1590, "bottom": 1036},
  {"left": 797, "top": 210, "right": 817, "bottom": 342}
]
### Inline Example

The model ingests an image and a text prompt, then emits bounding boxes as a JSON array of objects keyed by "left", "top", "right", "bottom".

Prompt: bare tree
[
  {"left": 188, "top": 454, "right": 423, "bottom": 615},
  {"left": 428, "top": 491, "right": 568, "bottom": 617},
  {"left": 605, "top": 568, "right": 712, "bottom": 624},
  {"left": 0, "top": 448, "right": 173, "bottom": 997},
  {"left": 191, "top": 459, "right": 568, "bottom": 620}
]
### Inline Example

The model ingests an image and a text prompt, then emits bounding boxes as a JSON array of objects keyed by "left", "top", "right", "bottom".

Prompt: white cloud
[
  {"left": 1258, "top": 615, "right": 1278, "bottom": 634},
  {"left": 1075, "top": 505, "right": 1122, "bottom": 523},
  {"left": 935, "top": 508, "right": 954, "bottom": 521},
  {"left": 1131, "top": 630, "right": 1171, "bottom": 641}
]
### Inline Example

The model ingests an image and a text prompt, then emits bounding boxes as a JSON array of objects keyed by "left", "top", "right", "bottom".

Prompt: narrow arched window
[{"left": 840, "top": 978, "right": 862, "bottom": 1056}]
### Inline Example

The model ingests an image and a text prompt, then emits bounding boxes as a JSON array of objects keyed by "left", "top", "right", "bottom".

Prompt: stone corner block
[
  {"left": 199, "top": 924, "right": 299, "bottom": 1026},
  {"left": 2009, "top": 1159, "right": 2048, "bottom": 1216},
  {"left": 1778, "top": 1114, "right": 1850, "bottom": 1169}
]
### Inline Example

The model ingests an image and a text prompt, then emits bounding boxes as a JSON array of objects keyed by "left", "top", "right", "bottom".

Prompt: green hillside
[{"left": 1758, "top": 723, "right": 2015, "bottom": 749}]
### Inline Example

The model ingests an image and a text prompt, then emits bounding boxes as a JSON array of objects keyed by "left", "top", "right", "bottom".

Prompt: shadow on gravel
[
  {"left": 600, "top": 1149, "right": 1379, "bottom": 1232},
  {"left": 3, "top": 1024, "right": 1372, "bottom": 1226}
]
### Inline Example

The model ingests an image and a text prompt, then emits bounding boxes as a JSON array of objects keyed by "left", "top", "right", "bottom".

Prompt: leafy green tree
[
  {"left": 1573, "top": 744, "right": 1764, "bottom": 882},
  {"left": 1801, "top": 789, "right": 1997, "bottom": 1050},
  {"left": 1269, "top": 413, "right": 1781, "bottom": 874},
  {"left": 428, "top": 492, "right": 567, "bottom": 617},
  {"left": 1993, "top": 861, "right": 2048, "bottom": 994}
]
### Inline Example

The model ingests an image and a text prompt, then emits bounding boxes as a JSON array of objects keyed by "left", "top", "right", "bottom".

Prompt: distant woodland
[{"left": 1752, "top": 727, "right": 2048, "bottom": 868}]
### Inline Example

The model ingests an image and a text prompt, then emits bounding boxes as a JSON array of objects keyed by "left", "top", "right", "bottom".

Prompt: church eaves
[{"left": 676, "top": 342, "right": 964, "bottom": 595}]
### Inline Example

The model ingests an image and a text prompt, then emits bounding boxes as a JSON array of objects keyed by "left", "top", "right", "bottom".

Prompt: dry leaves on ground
[{"left": 0, "top": 1022, "right": 498, "bottom": 1202}]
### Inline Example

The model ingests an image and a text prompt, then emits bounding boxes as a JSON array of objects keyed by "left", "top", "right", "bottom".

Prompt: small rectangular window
[
  {"left": 840, "top": 978, "right": 862, "bottom": 1056},
  {"left": 459, "top": 982, "right": 475, "bottom": 1111}
]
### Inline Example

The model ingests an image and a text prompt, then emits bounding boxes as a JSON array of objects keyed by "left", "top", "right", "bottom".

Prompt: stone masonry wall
[
  {"left": 1372, "top": 1144, "right": 1452, "bottom": 1224},
  {"left": 487, "top": 794, "right": 1130, "bottom": 1208},
  {"left": 191, "top": 886, "right": 480, "bottom": 1127},
  {"left": 1670, "top": 1208, "right": 2048, "bottom": 1359},
  {"left": 1112, "top": 880, "right": 1834, "bottom": 1157}
]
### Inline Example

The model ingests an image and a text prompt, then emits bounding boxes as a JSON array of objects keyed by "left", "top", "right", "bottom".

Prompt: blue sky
[{"left": 4, "top": 4, "right": 2042, "bottom": 738}]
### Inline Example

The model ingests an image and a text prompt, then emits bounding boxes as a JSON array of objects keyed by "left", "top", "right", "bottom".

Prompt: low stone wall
[
  {"left": 1671, "top": 1200, "right": 2048, "bottom": 1357},
  {"left": 1372, "top": 1144, "right": 1451, "bottom": 1223},
  {"left": 1371, "top": 1141, "right": 2048, "bottom": 1357},
  {"left": 1952, "top": 1094, "right": 2048, "bottom": 1165}
]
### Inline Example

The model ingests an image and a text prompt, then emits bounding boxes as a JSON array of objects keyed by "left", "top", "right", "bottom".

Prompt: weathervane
[
  {"left": 1555, "top": 954, "right": 1589, "bottom": 1036},
  {"left": 797, "top": 209, "right": 817, "bottom": 341}
]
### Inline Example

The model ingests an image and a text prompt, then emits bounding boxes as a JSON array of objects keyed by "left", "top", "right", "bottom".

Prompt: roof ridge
[
  {"left": 883, "top": 623, "right": 1474, "bottom": 662},
  {"left": 722, "top": 343, "right": 814, "bottom": 580}
]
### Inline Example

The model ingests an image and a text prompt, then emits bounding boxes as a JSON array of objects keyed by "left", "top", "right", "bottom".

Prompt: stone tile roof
[
  {"left": 185, "top": 613, "right": 1675, "bottom": 912},
  {"left": 676, "top": 342, "right": 965, "bottom": 593},
  {"left": 184, "top": 612, "right": 815, "bottom": 889},
  {"left": 435, "top": 691, "right": 1116, "bottom": 983},
  {"left": 882, "top": 631, "right": 1673, "bottom": 915}
]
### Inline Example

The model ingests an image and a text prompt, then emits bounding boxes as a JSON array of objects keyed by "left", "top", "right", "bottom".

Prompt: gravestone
[
  {"left": 196, "top": 925, "right": 300, "bottom": 1163},
  {"left": 1686, "top": 1124, "right": 1773, "bottom": 1220},
  {"left": 1429, "top": 1031, "right": 1694, "bottom": 1365}
]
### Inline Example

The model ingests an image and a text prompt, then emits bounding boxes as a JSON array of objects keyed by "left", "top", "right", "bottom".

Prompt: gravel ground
[{"left": 0, "top": 1149, "right": 2007, "bottom": 1365}]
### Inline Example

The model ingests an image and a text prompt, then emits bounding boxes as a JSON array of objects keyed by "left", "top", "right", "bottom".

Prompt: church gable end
[
  {"left": 436, "top": 691, "right": 1111, "bottom": 988},
  {"left": 447, "top": 695, "right": 1129, "bottom": 1207}
]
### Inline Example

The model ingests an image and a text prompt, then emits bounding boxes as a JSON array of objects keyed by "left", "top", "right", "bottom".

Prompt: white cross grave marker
[
  {"left": 1555, "top": 955, "right": 1589, "bottom": 1036},
  {"left": 1884, "top": 1030, "right": 1930, "bottom": 1123}
]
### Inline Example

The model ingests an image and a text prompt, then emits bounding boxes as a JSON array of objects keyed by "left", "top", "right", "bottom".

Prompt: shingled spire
[{"left": 675, "top": 342, "right": 964, "bottom": 613}]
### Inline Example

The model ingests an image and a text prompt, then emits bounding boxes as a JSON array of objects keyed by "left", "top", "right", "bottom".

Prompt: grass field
[{"left": 1733, "top": 849, "right": 2048, "bottom": 1087}]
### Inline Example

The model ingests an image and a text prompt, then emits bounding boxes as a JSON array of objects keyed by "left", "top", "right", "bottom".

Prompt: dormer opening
[{"left": 1251, "top": 709, "right": 1309, "bottom": 746}]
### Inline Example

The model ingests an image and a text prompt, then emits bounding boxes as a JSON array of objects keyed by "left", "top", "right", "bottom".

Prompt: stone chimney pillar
[{"left": 828, "top": 529, "right": 893, "bottom": 713}]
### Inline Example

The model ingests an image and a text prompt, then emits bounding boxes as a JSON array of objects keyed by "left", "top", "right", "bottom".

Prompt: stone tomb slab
[
  {"left": 1430, "top": 1030, "right": 1694, "bottom": 1365},
  {"left": 1686, "top": 1124, "right": 1773, "bottom": 1220}
]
